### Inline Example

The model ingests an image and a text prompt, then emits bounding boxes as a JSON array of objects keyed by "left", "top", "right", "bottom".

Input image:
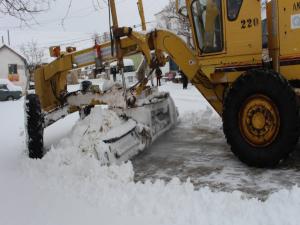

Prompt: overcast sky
[{"left": 0, "top": 0, "right": 169, "bottom": 59}]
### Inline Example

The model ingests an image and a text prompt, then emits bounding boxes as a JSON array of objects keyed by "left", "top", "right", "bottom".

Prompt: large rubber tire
[
  {"left": 25, "top": 94, "right": 44, "bottom": 159},
  {"left": 7, "top": 96, "right": 14, "bottom": 101},
  {"left": 223, "top": 70, "right": 300, "bottom": 167}
]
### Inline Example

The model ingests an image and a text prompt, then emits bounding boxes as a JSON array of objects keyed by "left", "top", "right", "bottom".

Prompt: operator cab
[
  {"left": 191, "top": 0, "right": 224, "bottom": 53},
  {"left": 177, "top": 0, "right": 262, "bottom": 69}
]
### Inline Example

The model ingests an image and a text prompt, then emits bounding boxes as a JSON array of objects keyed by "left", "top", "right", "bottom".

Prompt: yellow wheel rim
[{"left": 239, "top": 95, "right": 280, "bottom": 147}]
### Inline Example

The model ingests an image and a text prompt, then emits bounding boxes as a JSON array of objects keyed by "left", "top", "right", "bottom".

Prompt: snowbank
[
  {"left": 19, "top": 140, "right": 300, "bottom": 225},
  {"left": 180, "top": 106, "right": 221, "bottom": 130},
  {"left": 45, "top": 107, "right": 140, "bottom": 164},
  {"left": 1, "top": 83, "right": 300, "bottom": 225},
  {"left": 0, "top": 78, "right": 22, "bottom": 91},
  {"left": 16, "top": 99, "right": 300, "bottom": 225}
]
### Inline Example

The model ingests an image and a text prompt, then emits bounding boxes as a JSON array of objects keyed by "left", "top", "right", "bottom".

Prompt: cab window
[
  {"left": 227, "top": 0, "right": 243, "bottom": 21},
  {"left": 192, "top": 0, "right": 223, "bottom": 54},
  {"left": 8, "top": 64, "right": 18, "bottom": 74}
]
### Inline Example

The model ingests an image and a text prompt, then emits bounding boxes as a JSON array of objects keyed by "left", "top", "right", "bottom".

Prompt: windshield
[{"left": 192, "top": 0, "right": 223, "bottom": 53}]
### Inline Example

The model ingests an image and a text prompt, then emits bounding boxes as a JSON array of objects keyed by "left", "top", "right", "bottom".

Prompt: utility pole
[
  {"left": 7, "top": 30, "right": 10, "bottom": 46},
  {"left": 1, "top": 36, "right": 4, "bottom": 45}
]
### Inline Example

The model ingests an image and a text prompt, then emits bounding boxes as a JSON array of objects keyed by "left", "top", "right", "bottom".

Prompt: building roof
[{"left": 0, "top": 44, "right": 27, "bottom": 64}]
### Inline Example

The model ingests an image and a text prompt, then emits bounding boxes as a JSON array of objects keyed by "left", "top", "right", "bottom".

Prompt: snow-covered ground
[{"left": 1, "top": 82, "right": 300, "bottom": 225}]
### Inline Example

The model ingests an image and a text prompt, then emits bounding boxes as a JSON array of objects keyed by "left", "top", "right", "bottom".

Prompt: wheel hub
[{"left": 239, "top": 95, "right": 280, "bottom": 147}]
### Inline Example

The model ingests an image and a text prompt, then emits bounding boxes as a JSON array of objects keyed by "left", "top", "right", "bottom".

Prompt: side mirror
[{"left": 176, "top": 0, "right": 188, "bottom": 17}]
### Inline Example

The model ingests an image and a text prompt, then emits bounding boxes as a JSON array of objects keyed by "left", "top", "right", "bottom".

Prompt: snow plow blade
[
  {"left": 84, "top": 93, "right": 178, "bottom": 165},
  {"left": 26, "top": 82, "right": 177, "bottom": 164}
]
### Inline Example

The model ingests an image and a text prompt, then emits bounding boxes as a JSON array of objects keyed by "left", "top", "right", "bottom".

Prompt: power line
[
  {"left": 12, "top": 36, "right": 94, "bottom": 49},
  {"left": 38, "top": 37, "right": 93, "bottom": 48},
  {"left": 0, "top": 8, "right": 98, "bottom": 30},
  {"left": 13, "top": 30, "right": 113, "bottom": 49},
  {"left": 4, "top": 0, "right": 149, "bottom": 49},
  {"left": 61, "top": 0, "right": 74, "bottom": 30},
  {"left": 39, "top": 38, "right": 94, "bottom": 49},
  {"left": 0, "top": 0, "right": 128, "bottom": 31}
]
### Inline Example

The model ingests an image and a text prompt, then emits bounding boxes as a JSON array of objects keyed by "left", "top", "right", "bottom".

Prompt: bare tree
[
  {"left": 0, "top": 0, "right": 51, "bottom": 21},
  {"left": 157, "top": 0, "right": 192, "bottom": 46},
  {"left": 92, "top": 32, "right": 100, "bottom": 44},
  {"left": 20, "top": 40, "right": 45, "bottom": 73}
]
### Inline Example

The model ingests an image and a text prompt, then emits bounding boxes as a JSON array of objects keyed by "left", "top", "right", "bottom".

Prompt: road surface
[{"left": 133, "top": 115, "right": 300, "bottom": 200}]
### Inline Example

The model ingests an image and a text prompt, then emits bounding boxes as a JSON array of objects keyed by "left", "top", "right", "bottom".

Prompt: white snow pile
[
  {"left": 17, "top": 105, "right": 300, "bottom": 225},
  {"left": 180, "top": 106, "right": 222, "bottom": 130},
  {"left": 47, "top": 107, "right": 137, "bottom": 164},
  {"left": 21, "top": 144, "right": 300, "bottom": 225}
]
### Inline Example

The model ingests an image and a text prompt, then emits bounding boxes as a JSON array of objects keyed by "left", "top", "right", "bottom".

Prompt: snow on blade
[
  {"left": 45, "top": 107, "right": 137, "bottom": 165},
  {"left": 46, "top": 90, "right": 178, "bottom": 165}
]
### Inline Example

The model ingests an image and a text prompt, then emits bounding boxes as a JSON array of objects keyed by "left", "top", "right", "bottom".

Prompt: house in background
[{"left": 0, "top": 45, "right": 27, "bottom": 91}]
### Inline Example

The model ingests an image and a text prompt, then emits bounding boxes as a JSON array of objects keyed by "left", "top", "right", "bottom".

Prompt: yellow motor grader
[{"left": 26, "top": 0, "right": 300, "bottom": 167}]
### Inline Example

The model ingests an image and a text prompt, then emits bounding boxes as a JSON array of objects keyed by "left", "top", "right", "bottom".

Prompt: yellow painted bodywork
[
  {"left": 34, "top": 38, "right": 140, "bottom": 110},
  {"left": 34, "top": 0, "right": 300, "bottom": 118},
  {"left": 268, "top": 0, "right": 300, "bottom": 79},
  {"left": 239, "top": 94, "right": 280, "bottom": 147}
]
